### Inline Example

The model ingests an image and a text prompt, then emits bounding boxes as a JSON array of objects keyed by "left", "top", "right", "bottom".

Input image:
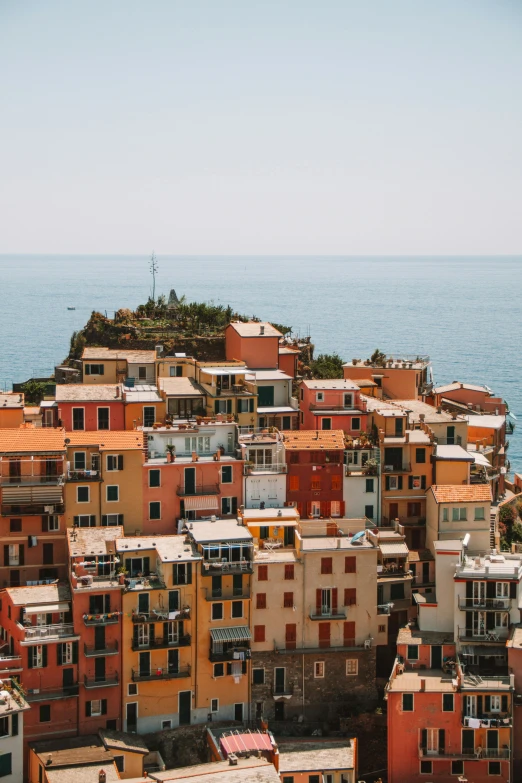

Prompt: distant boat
[{"left": 67, "top": 306, "right": 76, "bottom": 310}]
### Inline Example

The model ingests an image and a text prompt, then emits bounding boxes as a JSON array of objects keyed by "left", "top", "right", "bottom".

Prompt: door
[
  {"left": 63, "top": 668, "right": 74, "bottom": 692},
  {"left": 274, "top": 667, "right": 285, "bottom": 694},
  {"left": 472, "top": 611, "right": 486, "bottom": 637},
  {"left": 43, "top": 543, "right": 53, "bottom": 565},
  {"left": 446, "top": 426, "right": 455, "bottom": 445},
  {"left": 179, "top": 691, "right": 191, "bottom": 725},
  {"left": 9, "top": 460, "right": 21, "bottom": 483},
  {"left": 389, "top": 503, "right": 399, "bottom": 522},
  {"left": 426, "top": 728, "right": 438, "bottom": 754},
  {"left": 462, "top": 728, "right": 474, "bottom": 754},
  {"left": 184, "top": 467, "right": 196, "bottom": 494},
  {"left": 284, "top": 526, "right": 295, "bottom": 547},
  {"left": 126, "top": 702, "right": 138, "bottom": 732},
  {"left": 487, "top": 729, "right": 498, "bottom": 750},
  {"left": 394, "top": 418, "right": 404, "bottom": 436},
  {"left": 168, "top": 648, "right": 179, "bottom": 674},
  {"left": 473, "top": 581, "right": 485, "bottom": 606},
  {"left": 274, "top": 701, "right": 285, "bottom": 720},
  {"left": 282, "top": 416, "right": 291, "bottom": 430},
  {"left": 465, "top": 695, "right": 477, "bottom": 718},
  {"left": 94, "top": 626, "right": 106, "bottom": 651},
  {"left": 321, "top": 589, "right": 332, "bottom": 616},
  {"left": 139, "top": 651, "right": 150, "bottom": 677},
  {"left": 431, "top": 645, "right": 442, "bottom": 669},
  {"left": 95, "top": 656, "right": 106, "bottom": 682},
  {"left": 234, "top": 703, "right": 244, "bottom": 722},
  {"left": 137, "top": 625, "right": 149, "bottom": 647},
  {"left": 318, "top": 622, "right": 331, "bottom": 649},
  {"left": 384, "top": 448, "right": 402, "bottom": 470}
]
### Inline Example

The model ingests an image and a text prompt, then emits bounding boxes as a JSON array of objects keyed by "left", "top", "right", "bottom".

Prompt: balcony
[
  {"left": 25, "top": 685, "right": 79, "bottom": 702},
  {"left": 458, "top": 627, "right": 509, "bottom": 642},
  {"left": 67, "top": 470, "right": 101, "bottom": 482},
  {"left": 209, "top": 645, "right": 250, "bottom": 663},
  {"left": 377, "top": 604, "right": 393, "bottom": 615},
  {"left": 238, "top": 428, "right": 282, "bottom": 443},
  {"left": 0, "top": 474, "right": 64, "bottom": 486},
  {"left": 458, "top": 597, "right": 511, "bottom": 611},
  {"left": 383, "top": 464, "right": 411, "bottom": 473},
  {"left": 83, "top": 613, "right": 120, "bottom": 626},
  {"left": 20, "top": 623, "right": 76, "bottom": 642},
  {"left": 131, "top": 665, "right": 191, "bottom": 682},
  {"left": 132, "top": 634, "right": 191, "bottom": 652},
  {"left": 132, "top": 607, "right": 190, "bottom": 623},
  {"left": 435, "top": 436, "right": 463, "bottom": 446},
  {"left": 275, "top": 639, "right": 372, "bottom": 654},
  {"left": 84, "top": 674, "right": 119, "bottom": 688},
  {"left": 202, "top": 560, "right": 253, "bottom": 576},
  {"left": 205, "top": 588, "right": 251, "bottom": 602},
  {"left": 84, "top": 642, "right": 119, "bottom": 657},
  {"left": 309, "top": 606, "right": 348, "bottom": 621},
  {"left": 244, "top": 463, "right": 287, "bottom": 475},
  {"left": 272, "top": 685, "right": 294, "bottom": 698},
  {"left": 0, "top": 654, "right": 22, "bottom": 672},
  {"left": 176, "top": 483, "right": 220, "bottom": 497},
  {"left": 1, "top": 503, "right": 65, "bottom": 517},
  {"left": 419, "top": 746, "right": 510, "bottom": 760},
  {"left": 124, "top": 573, "right": 167, "bottom": 591},
  {"left": 463, "top": 713, "right": 512, "bottom": 727},
  {"left": 308, "top": 403, "right": 367, "bottom": 413}
]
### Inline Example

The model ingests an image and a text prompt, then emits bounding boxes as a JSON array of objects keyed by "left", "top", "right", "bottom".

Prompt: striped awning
[
  {"left": 184, "top": 496, "right": 219, "bottom": 511},
  {"left": 2, "top": 486, "right": 63, "bottom": 503},
  {"left": 210, "top": 626, "right": 251, "bottom": 643}
]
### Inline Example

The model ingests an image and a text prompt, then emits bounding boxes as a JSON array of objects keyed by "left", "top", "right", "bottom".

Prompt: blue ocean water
[{"left": 0, "top": 255, "right": 519, "bottom": 473}]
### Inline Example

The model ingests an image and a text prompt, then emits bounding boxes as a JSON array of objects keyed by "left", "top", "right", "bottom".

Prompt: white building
[
  {"left": 0, "top": 679, "right": 29, "bottom": 782},
  {"left": 343, "top": 445, "right": 380, "bottom": 523},
  {"left": 239, "top": 428, "right": 286, "bottom": 509}
]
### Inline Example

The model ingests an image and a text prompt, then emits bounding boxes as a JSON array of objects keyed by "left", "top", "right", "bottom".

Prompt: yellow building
[
  {"left": 65, "top": 431, "right": 144, "bottom": 533},
  {"left": 81, "top": 347, "right": 157, "bottom": 384},
  {"left": 122, "top": 383, "right": 166, "bottom": 429},
  {"left": 195, "top": 362, "right": 258, "bottom": 427},
  {"left": 117, "top": 535, "right": 200, "bottom": 733},
  {"left": 156, "top": 355, "right": 196, "bottom": 379}
]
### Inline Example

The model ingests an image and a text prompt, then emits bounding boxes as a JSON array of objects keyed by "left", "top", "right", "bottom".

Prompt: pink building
[
  {"left": 299, "top": 379, "right": 368, "bottom": 435},
  {"left": 55, "top": 385, "right": 125, "bottom": 431}
]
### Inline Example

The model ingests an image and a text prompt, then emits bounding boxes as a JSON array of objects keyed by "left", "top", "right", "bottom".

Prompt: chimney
[
  {"left": 229, "top": 753, "right": 238, "bottom": 766},
  {"left": 115, "top": 386, "right": 120, "bottom": 398},
  {"left": 436, "top": 406, "right": 442, "bottom": 414},
  {"left": 420, "top": 678, "right": 426, "bottom": 692},
  {"left": 155, "top": 344, "right": 163, "bottom": 357},
  {"left": 260, "top": 325, "right": 265, "bottom": 335},
  {"left": 99, "top": 772, "right": 106, "bottom": 783},
  {"left": 419, "top": 414, "right": 425, "bottom": 423},
  {"left": 451, "top": 411, "right": 457, "bottom": 420}
]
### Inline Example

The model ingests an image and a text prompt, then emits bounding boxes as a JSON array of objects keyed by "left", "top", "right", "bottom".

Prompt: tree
[
  {"left": 370, "top": 348, "right": 386, "bottom": 366},
  {"left": 21, "top": 380, "right": 49, "bottom": 405},
  {"left": 310, "top": 353, "right": 345, "bottom": 379},
  {"left": 149, "top": 252, "right": 158, "bottom": 301}
]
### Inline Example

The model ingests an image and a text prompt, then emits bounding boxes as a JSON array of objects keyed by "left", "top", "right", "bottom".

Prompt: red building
[
  {"left": 387, "top": 626, "right": 513, "bottom": 783},
  {"left": 55, "top": 384, "right": 125, "bottom": 431},
  {"left": 0, "top": 584, "right": 80, "bottom": 772},
  {"left": 0, "top": 428, "right": 67, "bottom": 586},
  {"left": 68, "top": 526, "right": 123, "bottom": 734},
  {"left": 283, "top": 430, "right": 345, "bottom": 518},
  {"left": 299, "top": 379, "right": 368, "bottom": 435}
]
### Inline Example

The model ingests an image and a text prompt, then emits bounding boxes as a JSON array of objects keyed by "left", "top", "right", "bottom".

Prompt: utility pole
[{"left": 150, "top": 252, "right": 158, "bottom": 301}]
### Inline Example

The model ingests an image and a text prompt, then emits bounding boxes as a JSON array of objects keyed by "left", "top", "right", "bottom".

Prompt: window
[
  {"left": 344, "top": 393, "right": 353, "bottom": 408},
  {"left": 443, "top": 507, "right": 449, "bottom": 521},
  {"left": 138, "top": 366, "right": 147, "bottom": 380},
  {"left": 365, "top": 478, "right": 374, "bottom": 493},
  {"left": 85, "top": 364, "right": 104, "bottom": 375},
  {"left": 407, "top": 502, "right": 421, "bottom": 517},
  {"left": 316, "top": 392, "right": 324, "bottom": 402},
  {"left": 231, "top": 601, "right": 243, "bottom": 618},
  {"left": 213, "top": 663, "right": 224, "bottom": 678},
  {"left": 475, "top": 507, "right": 485, "bottom": 520},
  {"left": 39, "top": 705, "right": 51, "bottom": 722},
  {"left": 254, "top": 625, "right": 265, "bottom": 642},
  {"left": 143, "top": 407, "right": 155, "bottom": 427},
  {"left": 451, "top": 760, "right": 464, "bottom": 776},
  {"left": 0, "top": 719, "right": 8, "bottom": 739},
  {"left": 97, "top": 408, "right": 110, "bottom": 430},
  {"left": 90, "top": 700, "right": 102, "bottom": 716},
  {"left": 488, "top": 761, "right": 501, "bottom": 775},
  {"left": 346, "top": 659, "right": 358, "bottom": 675},
  {"left": 106, "top": 455, "right": 123, "bottom": 471},
  {"left": 0, "top": 753, "right": 12, "bottom": 778},
  {"left": 321, "top": 557, "right": 332, "bottom": 574},
  {"left": 351, "top": 417, "right": 360, "bottom": 430},
  {"left": 211, "top": 603, "right": 223, "bottom": 621},
  {"left": 128, "top": 684, "right": 138, "bottom": 696},
  {"left": 221, "top": 465, "right": 232, "bottom": 483},
  {"left": 344, "top": 588, "right": 356, "bottom": 606},
  {"left": 443, "top": 693, "right": 454, "bottom": 712},
  {"left": 390, "top": 582, "right": 405, "bottom": 600},
  {"left": 101, "top": 513, "right": 120, "bottom": 526},
  {"left": 284, "top": 564, "right": 294, "bottom": 580},
  {"left": 311, "top": 477, "right": 322, "bottom": 490},
  {"left": 283, "top": 592, "right": 294, "bottom": 608},
  {"left": 345, "top": 556, "right": 356, "bottom": 573},
  {"left": 378, "top": 624, "right": 386, "bottom": 633},
  {"left": 9, "top": 518, "right": 21, "bottom": 533},
  {"left": 330, "top": 500, "right": 341, "bottom": 517},
  {"left": 402, "top": 694, "right": 414, "bottom": 711},
  {"left": 256, "top": 594, "right": 267, "bottom": 609},
  {"left": 282, "top": 777, "right": 294, "bottom": 783},
  {"left": 258, "top": 565, "right": 268, "bottom": 581},
  {"left": 331, "top": 475, "right": 341, "bottom": 491},
  {"left": 149, "top": 469, "right": 160, "bottom": 488},
  {"left": 149, "top": 502, "right": 161, "bottom": 520},
  {"left": 106, "top": 485, "right": 119, "bottom": 502},
  {"left": 75, "top": 514, "right": 96, "bottom": 527},
  {"left": 420, "top": 760, "right": 432, "bottom": 775},
  {"left": 289, "top": 475, "right": 299, "bottom": 491},
  {"left": 221, "top": 497, "right": 238, "bottom": 515},
  {"left": 210, "top": 699, "right": 219, "bottom": 713},
  {"left": 496, "top": 582, "right": 509, "bottom": 598},
  {"left": 407, "top": 645, "right": 419, "bottom": 661},
  {"left": 77, "top": 486, "right": 90, "bottom": 503},
  {"left": 309, "top": 777, "right": 320, "bottom": 783},
  {"left": 490, "top": 694, "right": 501, "bottom": 712},
  {"left": 452, "top": 507, "right": 467, "bottom": 521},
  {"left": 415, "top": 448, "right": 426, "bottom": 463},
  {"left": 48, "top": 515, "right": 59, "bottom": 531},
  {"left": 72, "top": 408, "right": 85, "bottom": 430},
  {"left": 321, "top": 418, "right": 332, "bottom": 430},
  {"left": 365, "top": 504, "right": 374, "bottom": 519},
  {"left": 73, "top": 452, "right": 86, "bottom": 470},
  {"left": 251, "top": 668, "right": 265, "bottom": 686},
  {"left": 314, "top": 661, "right": 325, "bottom": 678},
  {"left": 388, "top": 476, "right": 398, "bottom": 490}
]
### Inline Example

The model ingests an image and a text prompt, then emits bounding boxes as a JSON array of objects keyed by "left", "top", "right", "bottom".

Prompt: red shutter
[
  {"left": 254, "top": 625, "right": 265, "bottom": 642},
  {"left": 321, "top": 501, "right": 331, "bottom": 517},
  {"left": 340, "top": 501, "right": 345, "bottom": 516},
  {"left": 316, "top": 589, "right": 322, "bottom": 614},
  {"left": 318, "top": 622, "right": 331, "bottom": 649},
  {"left": 344, "top": 588, "right": 356, "bottom": 606},
  {"left": 285, "top": 623, "right": 297, "bottom": 651},
  {"left": 332, "top": 588, "right": 338, "bottom": 613},
  {"left": 344, "top": 621, "right": 356, "bottom": 646},
  {"left": 345, "top": 556, "right": 356, "bottom": 574},
  {"left": 307, "top": 502, "right": 313, "bottom": 518}
]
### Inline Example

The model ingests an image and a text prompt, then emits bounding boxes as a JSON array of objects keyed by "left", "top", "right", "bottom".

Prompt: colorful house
[
  {"left": 0, "top": 677, "right": 30, "bottom": 783},
  {"left": 81, "top": 348, "right": 157, "bottom": 385},
  {"left": 298, "top": 379, "right": 367, "bottom": 435},
  {"left": 225, "top": 322, "right": 282, "bottom": 369},
  {"left": 283, "top": 430, "right": 345, "bottom": 519},
  {"left": 122, "top": 383, "right": 166, "bottom": 429},
  {"left": 239, "top": 428, "right": 287, "bottom": 509},
  {"left": 55, "top": 385, "right": 125, "bottom": 431},
  {"left": 194, "top": 362, "right": 258, "bottom": 428},
  {"left": 0, "top": 394, "right": 25, "bottom": 429},
  {"left": 344, "top": 354, "right": 433, "bottom": 400}
]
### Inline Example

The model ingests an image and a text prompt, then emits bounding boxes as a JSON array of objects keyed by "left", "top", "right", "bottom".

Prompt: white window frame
[
  {"left": 106, "top": 455, "right": 121, "bottom": 472},
  {"left": 496, "top": 582, "right": 509, "bottom": 598},
  {"left": 213, "top": 664, "right": 225, "bottom": 679},
  {"left": 149, "top": 501, "right": 161, "bottom": 520},
  {"left": 61, "top": 642, "right": 73, "bottom": 664},
  {"left": 77, "top": 514, "right": 95, "bottom": 527},
  {"left": 77, "top": 485, "right": 90, "bottom": 503},
  {"left": 48, "top": 515, "right": 59, "bottom": 532},
  {"left": 311, "top": 501, "right": 321, "bottom": 518},
  {"left": 346, "top": 659, "right": 358, "bottom": 676},
  {"left": 8, "top": 544, "right": 19, "bottom": 566},
  {"left": 149, "top": 469, "right": 161, "bottom": 488},
  {"left": 316, "top": 392, "right": 324, "bottom": 402},
  {"left": 210, "top": 698, "right": 219, "bottom": 713},
  {"left": 351, "top": 417, "right": 361, "bottom": 430},
  {"left": 90, "top": 699, "right": 102, "bottom": 716},
  {"left": 388, "top": 476, "right": 398, "bottom": 490},
  {"left": 231, "top": 601, "right": 243, "bottom": 619},
  {"left": 86, "top": 364, "right": 104, "bottom": 375},
  {"left": 102, "top": 514, "right": 120, "bottom": 526},
  {"left": 97, "top": 406, "right": 110, "bottom": 430},
  {"left": 72, "top": 407, "right": 85, "bottom": 430},
  {"left": 127, "top": 683, "right": 138, "bottom": 696},
  {"left": 490, "top": 694, "right": 501, "bottom": 712},
  {"left": 426, "top": 728, "right": 439, "bottom": 753},
  {"left": 330, "top": 501, "right": 341, "bottom": 517},
  {"left": 495, "top": 612, "right": 508, "bottom": 628},
  {"left": 106, "top": 485, "right": 119, "bottom": 502},
  {"left": 73, "top": 452, "right": 86, "bottom": 470},
  {"left": 314, "top": 661, "right": 325, "bottom": 678},
  {"left": 343, "top": 393, "right": 353, "bottom": 408}
]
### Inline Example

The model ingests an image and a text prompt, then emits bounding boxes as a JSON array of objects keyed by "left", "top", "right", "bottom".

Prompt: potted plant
[
  {"left": 166, "top": 444, "right": 176, "bottom": 463},
  {"left": 117, "top": 566, "right": 127, "bottom": 585}
]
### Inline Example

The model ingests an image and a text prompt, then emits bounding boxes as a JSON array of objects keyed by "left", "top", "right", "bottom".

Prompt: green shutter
[
  {"left": 72, "top": 642, "right": 78, "bottom": 664},
  {"left": 11, "top": 713, "right": 18, "bottom": 736},
  {"left": 57, "top": 645, "right": 62, "bottom": 666},
  {"left": 42, "top": 646, "right": 48, "bottom": 668},
  {"left": 249, "top": 398, "right": 254, "bottom": 413},
  {"left": 85, "top": 701, "right": 92, "bottom": 717},
  {"left": 118, "top": 455, "right": 124, "bottom": 470},
  {"left": 227, "top": 399, "right": 232, "bottom": 414},
  {"left": 214, "top": 400, "right": 220, "bottom": 414}
]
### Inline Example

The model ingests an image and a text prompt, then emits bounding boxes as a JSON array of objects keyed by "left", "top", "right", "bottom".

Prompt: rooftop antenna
[{"left": 149, "top": 251, "right": 158, "bottom": 301}]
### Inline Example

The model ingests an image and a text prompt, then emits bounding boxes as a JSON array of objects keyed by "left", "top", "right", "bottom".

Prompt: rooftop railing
[{"left": 19, "top": 623, "right": 76, "bottom": 641}]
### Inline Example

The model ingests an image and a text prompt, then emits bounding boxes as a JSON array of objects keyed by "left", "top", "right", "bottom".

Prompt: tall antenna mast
[{"left": 149, "top": 251, "right": 158, "bottom": 301}]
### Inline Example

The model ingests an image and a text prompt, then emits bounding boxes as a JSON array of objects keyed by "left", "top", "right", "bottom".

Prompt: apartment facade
[
  {"left": 239, "top": 428, "right": 287, "bottom": 510},
  {"left": 55, "top": 384, "right": 125, "bottom": 431},
  {"left": 299, "top": 379, "right": 368, "bottom": 435},
  {"left": 81, "top": 348, "right": 157, "bottom": 385},
  {"left": 284, "top": 430, "right": 345, "bottom": 519}
]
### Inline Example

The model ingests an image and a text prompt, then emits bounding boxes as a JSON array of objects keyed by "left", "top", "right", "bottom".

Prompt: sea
[{"left": 0, "top": 255, "right": 520, "bottom": 474}]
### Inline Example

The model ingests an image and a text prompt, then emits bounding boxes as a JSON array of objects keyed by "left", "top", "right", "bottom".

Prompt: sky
[{"left": 0, "top": 0, "right": 521, "bottom": 255}]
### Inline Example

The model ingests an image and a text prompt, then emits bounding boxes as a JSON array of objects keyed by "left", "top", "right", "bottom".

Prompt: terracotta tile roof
[
  {"left": 282, "top": 430, "right": 345, "bottom": 450},
  {"left": 82, "top": 347, "right": 156, "bottom": 363},
  {"left": 65, "top": 431, "right": 144, "bottom": 450},
  {"left": 6, "top": 583, "right": 71, "bottom": 605},
  {"left": 430, "top": 485, "right": 492, "bottom": 503},
  {"left": 55, "top": 384, "right": 122, "bottom": 402},
  {"left": 0, "top": 428, "right": 66, "bottom": 453},
  {"left": 228, "top": 321, "right": 282, "bottom": 338}
]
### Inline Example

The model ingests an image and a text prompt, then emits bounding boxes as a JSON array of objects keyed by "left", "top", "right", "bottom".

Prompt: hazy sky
[{"left": 1, "top": 0, "right": 521, "bottom": 255}]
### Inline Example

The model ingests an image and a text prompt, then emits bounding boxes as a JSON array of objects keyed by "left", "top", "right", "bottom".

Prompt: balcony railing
[
  {"left": 83, "top": 613, "right": 120, "bottom": 626},
  {"left": 132, "top": 634, "right": 191, "bottom": 652},
  {"left": 309, "top": 606, "right": 348, "bottom": 621},
  {"left": 383, "top": 463, "right": 411, "bottom": 473},
  {"left": 20, "top": 623, "right": 76, "bottom": 641},
  {"left": 1, "top": 503, "right": 65, "bottom": 517},
  {"left": 244, "top": 463, "right": 287, "bottom": 475},
  {"left": 124, "top": 574, "right": 167, "bottom": 591},
  {"left": 67, "top": 470, "right": 101, "bottom": 482},
  {"left": 132, "top": 607, "right": 191, "bottom": 623},
  {"left": 84, "top": 674, "right": 119, "bottom": 688},
  {"left": 131, "top": 665, "right": 191, "bottom": 682},
  {"left": 209, "top": 645, "right": 250, "bottom": 663},
  {"left": 419, "top": 746, "right": 510, "bottom": 760},
  {"left": 435, "top": 436, "right": 463, "bottom": 446},
  {"left": 202, "top": 560, "right": 253, "bottom": 575},
  {"left": 275, "top": 639, "right": 372, "bottom": 654},
  {"left": 377, "top": 604, "right": 393, "bottom": 615},
  {"left": 0, "top": 474, "right": 64, "bottom": 486},
  {"left": 176, "top": 483, "right": 220, "bottom": 497},
  {"left": 205, "top": 588, "right": 251, "bottom": 601},
  {"left": 26, "top": 685, "right": 79, "bottom": 702},
  {"left": 308, "top": 403, "right": 367, "bottom": 413},
  {"left": 272, "top": 685, "right": 294, "bottom": 697},
  {"left": 463, "top": 713, "right": 512, "bottom": 727},
  {"left": 458, "top": 597, "right": 511, "bottom": 611},
  {"left": 84, "top": 642, "right": 119, "bottom": 657},
  {"left": 458, "top": 627, "right": 509, "bottom": 642},
  {"left": 238, "top": 427, "right": 281, "bottom": 443},
  {"left": 0, "top": 655, "right": 22, "bottom": 671}
]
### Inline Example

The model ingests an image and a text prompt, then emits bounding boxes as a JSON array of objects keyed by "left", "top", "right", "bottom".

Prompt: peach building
[
  {"left": 122, "top": 383, "right": 166, "bottom": 429},
  {"left": 225, "top": 322, "right": 282, "bottom": 369},
  {"left": 298, "top": 379, "right": 367, "bottom": 435},
  {"left": 344, "top": 354, "right": 433, "bottom": 400},
  {"left": 0, "top": 393, "right": 25, "bottom": 429}
]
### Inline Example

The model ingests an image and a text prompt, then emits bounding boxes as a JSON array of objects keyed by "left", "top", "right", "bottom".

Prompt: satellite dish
[{"left": 65, "top": 438, "right": 70, "bottom": 444}]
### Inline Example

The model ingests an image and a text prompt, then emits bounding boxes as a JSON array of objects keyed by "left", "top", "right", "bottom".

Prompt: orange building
[
  {"left": 225, "top": 322, "right": 282, "bottom": 369},
  {"left": 55, "top": 384, "right": 125, "bottom": 431},
  {"left": 0, "top": 393, "right": 25, "bottom": 428},
  {"left": 299, "top": 379, "right": 368, "bottom": 435},
  {"left": 344, "top": 354, "right": 433, "bottom": 400}
]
